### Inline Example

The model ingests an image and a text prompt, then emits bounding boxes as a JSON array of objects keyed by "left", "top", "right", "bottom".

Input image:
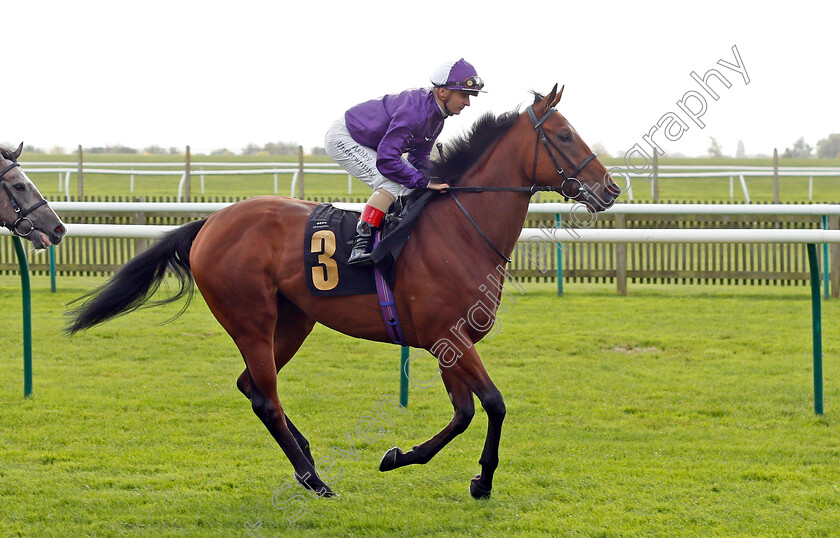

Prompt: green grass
[
  {"left": 17, "top": 152, "right": 840, "bottom": 203},
  {"left": 603, "top": 156, "right": 840, "bottom": 203},
  {"left": 1, "top": 276, "right": 838, "bottom": 536}
]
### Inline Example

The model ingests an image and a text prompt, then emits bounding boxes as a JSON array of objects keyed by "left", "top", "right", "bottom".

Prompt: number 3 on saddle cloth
[{"left": 303, "top": 191, "right": 435, "bottom": 345}]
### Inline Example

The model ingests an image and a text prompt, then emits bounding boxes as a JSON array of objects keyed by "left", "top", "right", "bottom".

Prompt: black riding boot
[{"left": 347, "top": 219, "right": 375, "bottom": 266}]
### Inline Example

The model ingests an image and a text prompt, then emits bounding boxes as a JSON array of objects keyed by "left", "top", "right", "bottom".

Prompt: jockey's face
[{"left": 435, "top": 88, "right": 474, "bottom": 116}]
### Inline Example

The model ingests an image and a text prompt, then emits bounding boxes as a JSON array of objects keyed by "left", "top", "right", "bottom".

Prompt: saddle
[{"left": 303, "top": 190, "right": 435, "bottom": 297}]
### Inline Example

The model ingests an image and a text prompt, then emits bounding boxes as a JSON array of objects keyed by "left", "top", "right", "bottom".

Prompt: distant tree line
[
  {"left": 241, "top": 141, "right": 299, "bottom": 156},
  {"left": 783, "top": 134, "right": 840, "bottom": 159},
  {"left": 9, "top": 142, "right": 328, "bottom": 156},
  {"left": 239, "top": 142, "right": 327, "bottom": 156},
  {"left": 619, "top": 135, "right": 840, "bottom": 160},
  {"left": 85, "top": 145, "right": 171, "bottom": 154},
  {"left": 704, "top": 134, "right": 840, "bottom": 159},
  {"left": 11, "top": 135, "right": 840, "bottom": 159}
]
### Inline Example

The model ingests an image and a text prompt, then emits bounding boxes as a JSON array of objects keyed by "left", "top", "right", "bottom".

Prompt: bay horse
[
  {"left": 0, "top": 143, "right": 66, "bottom": 248},
  {"left": 67, "top": 85, "right": 620, "bottom": 499}
]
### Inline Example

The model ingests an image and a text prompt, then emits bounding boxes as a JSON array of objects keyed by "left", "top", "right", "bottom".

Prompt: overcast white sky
[{"left": 6, "top": 0, "right": 838, "bottom": 158}]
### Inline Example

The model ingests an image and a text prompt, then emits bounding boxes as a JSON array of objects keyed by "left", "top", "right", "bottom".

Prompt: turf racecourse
[{"left": 1, "top": 276, "right": 838, "bottom": 536}]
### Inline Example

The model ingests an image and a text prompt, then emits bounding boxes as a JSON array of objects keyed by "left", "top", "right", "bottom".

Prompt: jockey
[{"left": 324, "top": 58, "right": 486, "bottom": 266}]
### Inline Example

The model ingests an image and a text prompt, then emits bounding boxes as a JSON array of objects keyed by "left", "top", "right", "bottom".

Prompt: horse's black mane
[{"left": 427, "top": 108, "right": 521, "bottom": 185}]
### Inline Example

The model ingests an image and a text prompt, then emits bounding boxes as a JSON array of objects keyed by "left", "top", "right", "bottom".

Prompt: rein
[
  {"left": 442, "top": 104, "right": 598, "bottom": 263},
  {"left": 0, "top": 161, "right": 49, "bottom": 237},
  {"left": 444, "top": 184, "right": 566, "bottom": 194},
  {"left": 449, "top": 192, "right": 512, "bottom": 263}
]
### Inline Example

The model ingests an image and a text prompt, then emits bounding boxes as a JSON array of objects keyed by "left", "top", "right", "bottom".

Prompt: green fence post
[
  {"left": 807, "top": 243, "right": 823, "bottom": 415},
  {"left": 12, "top": 237, "right": 33, "bottom": 398},
  {"left": 822, "top": 216, "right": 830, "bottom": 300},
  {"left": 555, "top": 213, "right": 563, "bottom": 296},
  {"left": 49, "top": 245, "right": 56, "bottom": 293},
  {"left": 400, "top": 346, "right": 409, "bottom": 407}
]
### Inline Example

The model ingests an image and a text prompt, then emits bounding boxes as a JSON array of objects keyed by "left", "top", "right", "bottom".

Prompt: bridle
[
  {"left": 0, "top": 160, "right": 48, "bottom": 236},
  {"left": 526, "top": 104, "right": 598, "bottom": 202},
  {"left": 446, "top": 104, "right": 598, "bottom": 200},
  {"left": 443, "top": 104, "right": 600, "bottom": 263}
]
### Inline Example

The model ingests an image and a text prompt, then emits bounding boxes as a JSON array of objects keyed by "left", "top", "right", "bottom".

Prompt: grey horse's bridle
[{"left": 0, "top": 161, "right": 48, "bottom": 236}]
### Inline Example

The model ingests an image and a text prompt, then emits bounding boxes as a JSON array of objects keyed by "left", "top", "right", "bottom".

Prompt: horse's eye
[
  {"left": 13, "top": 184, "right": 25, "bottom": 192},
  {"left": 558, "top": 131, "right": 572, "bottom": 143}
]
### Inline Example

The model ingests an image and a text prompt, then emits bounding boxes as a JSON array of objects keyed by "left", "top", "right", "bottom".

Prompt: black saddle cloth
[{"left": 303, "top": 191, "right": 435, "bottom": 297}]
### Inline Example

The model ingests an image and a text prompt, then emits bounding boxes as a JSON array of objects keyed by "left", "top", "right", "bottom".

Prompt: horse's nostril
[{"left": 55, "top": 224, "right": 66, "bottom": 235}]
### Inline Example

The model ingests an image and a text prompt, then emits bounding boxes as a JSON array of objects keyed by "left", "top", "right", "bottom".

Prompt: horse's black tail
[{"left": 65, "top": 218, "right": 207, "bottom": 334}]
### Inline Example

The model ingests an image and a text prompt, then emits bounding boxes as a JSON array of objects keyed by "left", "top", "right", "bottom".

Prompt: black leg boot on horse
[{"left": 348, "top": 189, "right": 395, "bottom": 266}]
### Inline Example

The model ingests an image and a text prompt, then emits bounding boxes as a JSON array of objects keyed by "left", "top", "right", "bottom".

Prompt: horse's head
[
  {"left": 0, "top": 142, "right": 66, "bottom": 248},
  {"left": 525, "top": 85, "right": 620, "bottom": 212}
]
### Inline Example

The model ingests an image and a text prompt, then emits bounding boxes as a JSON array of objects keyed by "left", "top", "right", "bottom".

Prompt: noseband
[{"left": 0, "top": 161, "right": 48, "bottom": 237}]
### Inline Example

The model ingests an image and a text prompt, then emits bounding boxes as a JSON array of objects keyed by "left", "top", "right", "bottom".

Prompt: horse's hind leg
[
  {"left": 237, "top": 371, "right": 314, "bottom": 466},
  {"left": 236, "top": 297, "right": 317, "bottom": 465},
  {"left": 246, "top": 367, "right": 332, "bottom": 496},
  {"left": 379, "top": 368, "right": 474, "bottom": 471},
  {"left": 200, "top": 282, "right": 331, "bottom": 496}
]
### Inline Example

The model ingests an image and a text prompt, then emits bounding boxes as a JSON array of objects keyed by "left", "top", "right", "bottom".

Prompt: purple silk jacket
[{"left": 344, "top": 88, "right": 446, "bottom": 190}]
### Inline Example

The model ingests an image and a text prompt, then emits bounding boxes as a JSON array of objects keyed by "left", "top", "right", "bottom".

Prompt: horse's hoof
[
  {"left": 295, "top": 473, "right": 335, "bottom": 498},
  {"left": 469, "top": 475, "right": 492, "bottom": 499},
  {"left": 379, "top": 446, "right": 403, "bottom": 472}
]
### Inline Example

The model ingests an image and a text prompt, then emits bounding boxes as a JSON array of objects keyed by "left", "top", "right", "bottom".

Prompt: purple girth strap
[{"left": 373, "top": 231, "right": 406, "bottom": 345}]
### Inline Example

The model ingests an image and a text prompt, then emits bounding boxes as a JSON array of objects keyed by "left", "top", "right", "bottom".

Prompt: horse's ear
[
  {"left": 13, "top": 142, "right": 23, "bottom": 160},
  {"left": 534, "top": 83, "right": 559, "bottom": 115},
  {"left": 546, "top": 83, "right": 558, "bottom": 104},
  {"left": 551, "top": 85, "right": 565, "bottom": 108}
]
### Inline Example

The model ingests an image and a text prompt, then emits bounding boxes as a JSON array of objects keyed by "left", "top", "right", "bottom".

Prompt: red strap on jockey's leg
[{"left": 360, "top": 205, "right": 385, "bottom": 227}]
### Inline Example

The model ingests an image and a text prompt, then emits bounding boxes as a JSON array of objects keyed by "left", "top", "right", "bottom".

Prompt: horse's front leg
[
  {"left": 447, "top": 346, "right": 506, "bottom": 499},
  {"left": 379, "top": 368, "right": 475, "bottom": 471}
]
